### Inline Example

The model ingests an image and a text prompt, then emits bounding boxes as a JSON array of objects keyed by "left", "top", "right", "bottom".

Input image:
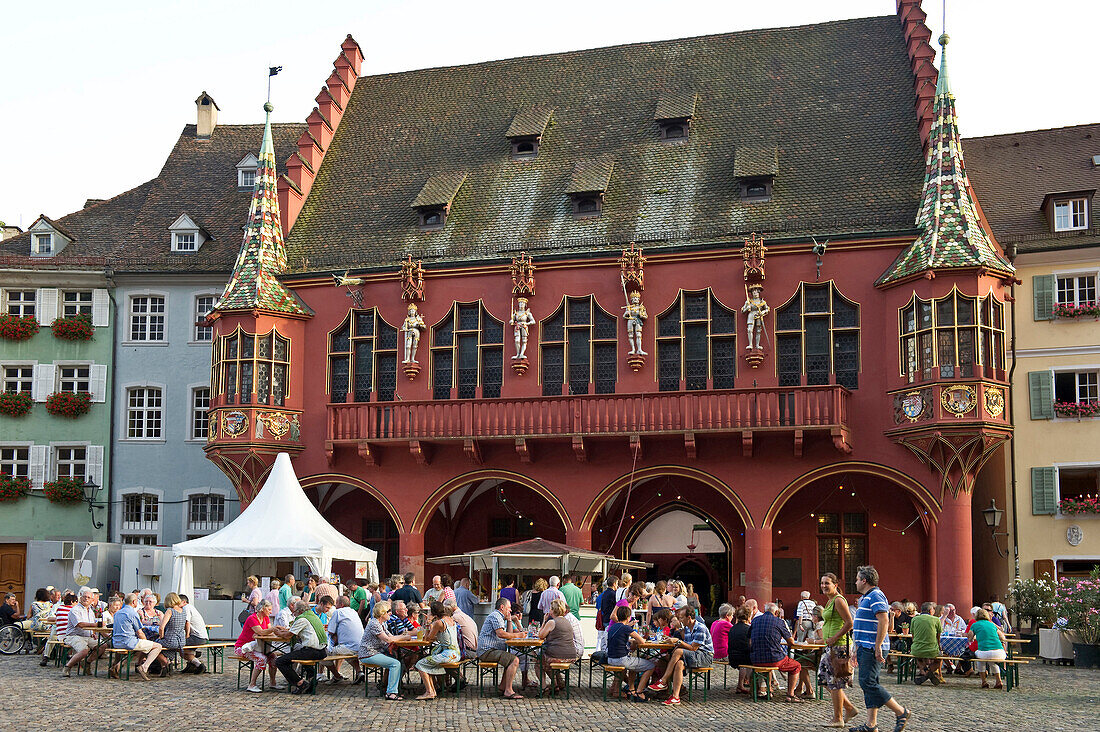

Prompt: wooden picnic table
[
  {"left": 506, "top": 638, "right": 545, "bottom": 696},
  {"left": 205, "top": 624, "right": 223, "bottom": 629}
]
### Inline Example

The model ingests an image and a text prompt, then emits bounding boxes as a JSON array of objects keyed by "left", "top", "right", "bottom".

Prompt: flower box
[
  {"left": 0, "top": 391, "right": 33, "bottom": 417},
  {"left": 1053, "top": 400, "right": 1100, "bottom": 419},
  {"left": 51, "top": 314, "right": 94, "bottom": 341},
  {"left": 1053, "top": 302, "right": 1100, "bottom": 319},
  {"left": 43, "top": 476, "right": 84, "bottom": 504},
  {"left": 0, "top": 474, "right": 30, "bottom": 502},
  {"left": 0, "top": 314, "right": 40, "bottom": 341},
  {"left": 1059, "top": 496, "right": 1100, "bottom": 515},
  {"left": 45, "top": 391, "right": 91, "bottom": 418}
]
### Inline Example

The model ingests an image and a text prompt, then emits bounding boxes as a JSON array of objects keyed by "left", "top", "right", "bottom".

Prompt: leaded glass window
[
  {"left": 430, "top": 302, "right": 504, "bottom": 400},
  {"left": 775, "top": 283, "right": 860, "bottom": 389},
  {"left": 540, "top": 296, "right": 617, "bottom": 395},
  {"left": 327, "top": 310, "right": 398, "bottom": 402},
  {"left": 655, "top": 289, "right": 738, "bottom": 391}
]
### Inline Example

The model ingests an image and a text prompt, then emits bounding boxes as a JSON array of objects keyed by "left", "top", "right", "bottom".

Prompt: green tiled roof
[
  {"left": 733, "top": 144, "right": 778, "bottom": 178},
  {"left": 655, "top": 91, "right": 697, "bottom": 121},
  {"left": 216, "top": 109, "right": 311, "bottom": 316},
  {"left": 876, "top": 38, "right": 1014, "bottom": 286},
  {"left": 566, "top": 157, "right": 615, "bottom": 195},
  {"left": 506, "top": 106, "right": 554, "bottom": 138},
  {"left": 411, "top": 172, "right": 469, "bottom": 209},
  {"left": 286, "top": 15, "right": 925, "bottom": 271}
]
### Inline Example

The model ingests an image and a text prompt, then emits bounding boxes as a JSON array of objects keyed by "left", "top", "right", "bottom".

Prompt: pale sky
[{"left": 2, "top": 0, "right": 1097, "bottom": 228}]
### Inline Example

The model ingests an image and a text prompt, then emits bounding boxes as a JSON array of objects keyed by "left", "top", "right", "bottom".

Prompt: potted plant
[
  {"left": 0, "top": 314, "right": 40, "bottom": 341},
  {"left": 45, "top": 391, "right": 91, "bottom": 418},
  {"left": 1054, "top": 567, "right": 1100, "bottom": 668},
  {"left": 43, "top": 476, "right": 84, "bottom": 504},
  {"left": 1053, "top": 301, "right": 1100, "bottom": 319},
  {"left": 1059, "top": 495, "right": 1100, "bottom": 516},
  {"left": 0, "top": 391, "right": 33, "bottom": 417},
  {"left": 50, "top": 313, "right": 94, "bottom": 341},
  {"left": 1008, "top": 576, "right": 1057, "bottom": 634},
  {"left": 0, "top": 474, "right": 30, "bottom": 502},
  {"left": 1053, "top": 400, "right": 1100, "bottom": 419}
]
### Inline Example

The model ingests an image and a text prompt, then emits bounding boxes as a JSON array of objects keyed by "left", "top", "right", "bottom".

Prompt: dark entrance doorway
[{"left": 672, "top": 557, "right": 715, "bottom": 617}]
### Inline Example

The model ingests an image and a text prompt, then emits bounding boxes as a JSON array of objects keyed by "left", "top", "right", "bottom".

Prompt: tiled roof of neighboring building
[
  {"left": 286, "top": 15, "right": 925, "bottom": 272},
  {"left": 0, "top": 122, "right": 303, "bottom": 272},
  {"left": 964, "top": 122, "right": 1100, "bottom": 255}
]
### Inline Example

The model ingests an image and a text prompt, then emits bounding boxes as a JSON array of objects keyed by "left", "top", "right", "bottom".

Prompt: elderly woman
[
  {"left": 728, "top": 606, "right": 753, "bottom": 694},
  {"left": 414, "top": 600, "right": 461, "bottom": 700},
  {"left": 103, "top": 596, "right": 123, "bottom": 626},
  {"left": 710, "top": 603, "right": 735, "bottom": 662},
  {"left": 968, "top": 607, "right": 1008, "bottom": 689},
  {"left": 236, "top": 599, "right": 276, "bottom": 692},
  {"left": 159, "top": 592, "right": 194, "bottom": 676},
  {"left": 138, "top": 593, "right": 162, "bottom": 640},
  {"left": 538, "top": 598, "right": 580, "bottom": 692},
  {"left": 359, "top": 601, "right": 410, "bottom": 701}
]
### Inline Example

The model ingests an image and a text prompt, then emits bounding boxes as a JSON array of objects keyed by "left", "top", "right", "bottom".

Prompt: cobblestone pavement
[{"left": 1, "top": 654, "right": 1097, "bottom": 731}]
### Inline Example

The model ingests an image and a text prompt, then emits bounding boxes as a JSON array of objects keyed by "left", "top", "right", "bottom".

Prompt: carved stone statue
[
  {"left": 401, "top": 303, "right": 426, "bottom": 363},
  {"left": 742, "top": 285, "right": 770, "bottom": 350},
  {"left": 510, "top": 297, "right": 536, "bottom": 360},
  {"left": 623, "top": 292, "right": 648, "bottom": 355}
]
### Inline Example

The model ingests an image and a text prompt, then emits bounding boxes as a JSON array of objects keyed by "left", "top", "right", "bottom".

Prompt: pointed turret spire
[
  {"left": 876, "top": 33, "right": 1013, "bottom": 286},
  {"left": 216, "top": 103, "right": 310, "bottom": 316}
]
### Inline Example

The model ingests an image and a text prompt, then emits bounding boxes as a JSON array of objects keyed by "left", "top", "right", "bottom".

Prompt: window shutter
[
  {"left": 89, "top": 364, "right": 108, "bottom": 403},
  {"left": 33, "top": 363, "right": 55, "bottom": 402},
  {"left": 29, "top": 445, "right": 48, "bottom": 489},
  {"left": 1028, "top": 370, "right": 1054, "bottom": 419},
  {"left": 1031, "top": 466, "right": 1057, "bottom": 515},
  {"left": 91, "top": 289, "right": 110, "bottom": 327},
  {"left": 36, "top": 288, "right": 58, "bottom": 325},
  {"left": 86, "top": 445, "right": 104, "bottom": 487},
  {"left": 1032, "top": 275, "right": 1055, "bottom": 321}
]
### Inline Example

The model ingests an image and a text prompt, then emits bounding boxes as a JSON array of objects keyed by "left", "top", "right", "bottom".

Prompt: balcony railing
[{"left": 327, "top": 385, "right": 851, "bottom": 450}]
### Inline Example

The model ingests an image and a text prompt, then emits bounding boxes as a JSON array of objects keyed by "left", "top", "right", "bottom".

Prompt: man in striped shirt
[
  {"left": 852, "top": 566, "right": 911, "bottom": 732},
  {"left": 39, "top": 592, "right": 75, "bottom": 667}
]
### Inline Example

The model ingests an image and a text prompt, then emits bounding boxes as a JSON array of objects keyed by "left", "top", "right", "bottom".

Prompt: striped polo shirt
[{"left": 852, "top": 587, "right": 890, "bottom": 653}]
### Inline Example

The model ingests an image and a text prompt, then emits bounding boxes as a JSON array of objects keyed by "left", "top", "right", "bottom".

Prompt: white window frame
[
  {"left": 123, "top": 384, "right": 165, "bottom": 441},
  {"left": 3, "top": 289, "right": 36, "bottom": 318},
  {"left": 0, "top": 442, "right": 32, "bottom": 480},
  {"left": 182, "top": 487, "right": 230, "bottom": 537},
  {"left": 33, "top": 233, "right": 53, "bottom": 255},
  {"left": 56, "top": 362, "right": 91, "bottom": 394},
  {"left": 1052, "top": 365, "right": 1100, "bottom": 410},
  {"left": 1055, "top": 270, "right": 1099, "bottom": 307},
  {"left": 1053, "top": 462, "right": 1100, "bottom": 519},
  {"left": 238, "top": 168, "right": 256, "bottom": 189},
  {"left": 1054, "top": 198, "right": 1089, "bottom": 232},
  {"left": 191, "top": 293, "right": 219, "bottom": 343},
  {"left": 236, "top": 153, "right": 259, "bottom": 189},
  {"left": 188, "top": 384, "right": 211, "bottom": 441},
  {"left": 1, "top": 362, "right": 35, "bottom": 394},
  {"left": 173, "top": 231, "right": 198, "bottom": 252},
  {"left": 127, "top": 292, "right": 168, "bottom": 344},
  {"left": 51, "top": 443, "right": 88, "bottom": 482},
  {"left": 119, "top": 488, "right": 162, "bottom": 544},
  {"left": 61, "top": 290, "right": 93, "bottom": 317}
]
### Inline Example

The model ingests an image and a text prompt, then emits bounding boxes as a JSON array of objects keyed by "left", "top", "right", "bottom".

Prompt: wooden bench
[
  {"left": 992, "top": 658, "right": 1028, "bottom": 692},
  {"left": 475, "top": 660, "right": 501, "bottom": 697},
  {"left": 231, "top": 654, "right": 266, "bottom": 690},
  {"left": 547, "top": 661, "right": 573, "bottom": 699},
  {"left": 294, "top": 654, "right": 358, "bottom": 695},
  {"left": 177, "top": 641, "right": 234, "bottom": 673},
  {"left": 600, "top": 664, "right": 627, "bottom": 701},
  {"left": 686, "top": 666, "right": 712, "bottom": 702},
  {"left": 739, "top": 665, "right": 777, "bottom": 702},
  {"left": 888, "top": 651, "right": 961, "bottom": 684}
]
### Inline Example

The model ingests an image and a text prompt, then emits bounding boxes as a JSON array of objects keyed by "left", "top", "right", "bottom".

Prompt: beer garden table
[{"left": 506, "top": 638, "right": 544, "bottom": 696}]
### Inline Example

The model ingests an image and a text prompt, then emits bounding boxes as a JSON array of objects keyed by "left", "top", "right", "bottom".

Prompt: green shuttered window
[
  {"left": 1031, "top": 466, "right": 1056, "bottom": 515},
  {"left": 1028, "top": 370, "right": 1054, "bottom": 420},
  {"left": 1033, "top": 274, "right": 1055, "bottom": 321}
]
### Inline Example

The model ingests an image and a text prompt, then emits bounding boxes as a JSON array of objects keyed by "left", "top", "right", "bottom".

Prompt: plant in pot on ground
[
  {"left": 1054, "top": 567, "right": 1100, "bottom": 668},
  {"left": 1008, "top": 575, "right": 1057, "bottom": 632}
]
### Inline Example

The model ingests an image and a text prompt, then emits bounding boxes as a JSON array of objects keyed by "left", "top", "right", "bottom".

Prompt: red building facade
[{"left": 205, "top": 2, "right": 1015, "bottom": 612}]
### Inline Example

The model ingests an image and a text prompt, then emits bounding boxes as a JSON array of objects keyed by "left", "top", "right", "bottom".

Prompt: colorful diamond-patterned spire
[
  {"left": 216, "top": 103, "right": 310, "bottom": 316},
  {"left": 877, "top": 34, "right": 1013, "bottom": 286}
]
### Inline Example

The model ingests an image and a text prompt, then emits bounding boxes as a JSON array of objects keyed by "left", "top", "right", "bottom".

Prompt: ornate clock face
[
  {"left": 984, "top": 387, "right": 1005, "bottom": 418},
  {"left": 941, "top": 385, "right": 977, "bottom": 417}
]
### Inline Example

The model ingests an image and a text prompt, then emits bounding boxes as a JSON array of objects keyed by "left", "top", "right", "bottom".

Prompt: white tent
[{"left": 172, "top": 452, "right": 377, "bottom": 599}]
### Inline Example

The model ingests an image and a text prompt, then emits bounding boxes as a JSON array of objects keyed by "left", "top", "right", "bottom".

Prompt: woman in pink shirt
[
  {"left": 235, "top": 600, "right": 276, "bottom": 692},
  {"left": 710, "top": 603, "right": 734, "bottom": 661}
]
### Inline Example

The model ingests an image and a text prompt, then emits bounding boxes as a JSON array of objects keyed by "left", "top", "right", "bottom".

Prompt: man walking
[
  {"left": 560, "top": 574, "right": 583, "bottom": 619},
  {"left": 851, "top": 566, "right": 911, "bottom": 732},
  {"left": 795, "top": 590, "right": 816, "bottom": 642}
]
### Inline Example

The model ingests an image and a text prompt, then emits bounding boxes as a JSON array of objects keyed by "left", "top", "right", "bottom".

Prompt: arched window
[
  {"left": 327, "top": 309, "right": 399, "bottom": 403},
  {"left": 430, "top": 302, "right": 505, "bottom": 399},
  {"left": 656, "top": 289, "right": 737, "bottom": 391},
  {"left": 775, "top": 283, "right": 860, "bottom": 389},
  {"left": 215, "top": 327, "right": 290, "bottom": 406},
  {"left": 899, "top": 289, "right": 1004, "bottom": 383},
  {"left": 540, "top": 296, "right": 617, "bottom": 396}
]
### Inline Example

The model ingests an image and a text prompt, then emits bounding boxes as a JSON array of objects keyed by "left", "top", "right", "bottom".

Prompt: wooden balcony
[{"left": 326, "top": 385, "right": 852, "bottom": 463}]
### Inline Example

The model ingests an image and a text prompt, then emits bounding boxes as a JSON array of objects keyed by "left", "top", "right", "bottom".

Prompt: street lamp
[
  {"left": 981, "top": 499, "right": 1008, "bottom": 558},
  {"left": 82, "top": 479, "right": 104, "bottom": 530}
]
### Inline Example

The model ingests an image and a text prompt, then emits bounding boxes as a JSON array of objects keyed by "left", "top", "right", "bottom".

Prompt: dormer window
[
  {"left": 169, "top": 214, "right": 208, "bottom": 252},
  {"left": 566, "top": 157, "right": 614, "bottom": 220},
  {"left": 33, "top": 234, "right": 53, "bottom": 255},
  {"left": 658, "top": 120, "right": 689, "bottom": 141},
  {"left": 1055, "top": 198, "right": 1088, "bottom": 231},
  {"left": 411, "top": 172, "right": 468, "bottom": 233},
  {"left": 734, "top": 144, "right": 778, "bottom": 204},
  {"left": 26, "top": 217, "right": 72, "bottom": 257},
  {"left": 511, "top": 137, "right": 539, "bottom": 160},
  {"left": 236, "top": 153, "right": 259, "bottom": 190},
  {"left": 740, "top": 177, "right": 772, "bottom": 201},
  {"left": 571, "top": 195, "right": 602, "bottom": 217},
  {"left": 655, "top": 91, "right": 696, "bottom": 143}
]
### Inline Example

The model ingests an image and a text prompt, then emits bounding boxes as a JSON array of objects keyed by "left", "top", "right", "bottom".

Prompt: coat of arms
[
  {"left": 222, "top": 411, "right": 248, "bottom": 437},
  {"left": 901, "top": 391, "right": 925, "bottom": 421},
  {"left": 940, "top": 385, "right": 977, "bottom": 417},
  {"left": 984, "top": 386, "right": 1005, "bottom": 418}
]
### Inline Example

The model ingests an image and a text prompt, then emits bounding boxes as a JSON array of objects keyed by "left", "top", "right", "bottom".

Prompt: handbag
[
  {"left": 595, "top": 609, "right": 604, "bottom": 632},
  {"left": 830, "top": 640, "right": 853, "bottom": 678},
  {"left": 238, "top": 608, "right": 250, "bottom": 626}
]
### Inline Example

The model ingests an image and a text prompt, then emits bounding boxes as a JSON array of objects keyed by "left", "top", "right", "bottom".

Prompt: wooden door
[{"left": 0, "top": 543, "right": 27, "bottom": 609}]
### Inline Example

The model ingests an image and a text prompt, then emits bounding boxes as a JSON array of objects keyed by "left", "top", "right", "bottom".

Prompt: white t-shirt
[
  {"left": 797, "top": 599, "right": 816, "bottom": 622},
  {"left": 184, "top": 604, "right": 209, "bottom": 640}
]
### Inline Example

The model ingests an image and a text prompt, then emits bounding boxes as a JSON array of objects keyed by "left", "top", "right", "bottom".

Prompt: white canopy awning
[{"left": 172, "top": 452, "right": 376, "bottom": 597}]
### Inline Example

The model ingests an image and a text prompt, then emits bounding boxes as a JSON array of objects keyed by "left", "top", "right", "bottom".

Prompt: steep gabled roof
[
  {"left": 964, "top": 123, "right": 1100, "bottom": 255},
  {"left": 286, "top": 15, "right": 925, "bottom": 272},
  {"left": 877, "top": 35, "right": 1014, "bottom": 286}
]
